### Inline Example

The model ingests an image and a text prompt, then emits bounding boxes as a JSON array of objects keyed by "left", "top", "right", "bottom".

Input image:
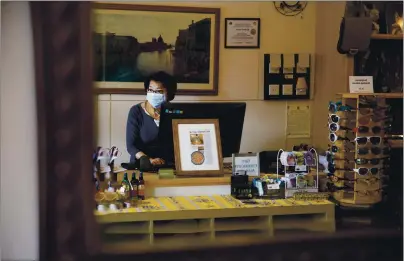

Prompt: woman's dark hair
[{"left": 144, "top": 71, "right": 177, "bottom": 101}]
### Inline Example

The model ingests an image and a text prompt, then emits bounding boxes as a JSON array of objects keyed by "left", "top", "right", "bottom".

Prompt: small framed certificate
[
  {"left": 172, "top": 119, "right": 224, "bottom": 177},
  {"left": 225, "top": 18, "right": 261, "bottom": 48}
]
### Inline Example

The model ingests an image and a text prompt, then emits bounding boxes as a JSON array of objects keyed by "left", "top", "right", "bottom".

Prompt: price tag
[
  {"left": 295, "top": 165, "right": 307, "bottom": 172},
  {"left": 349, "top": 76, "right": 374, "bottom": 93},
  {"left": 267, "top": 183, "right": 280, "bottom": 190}
]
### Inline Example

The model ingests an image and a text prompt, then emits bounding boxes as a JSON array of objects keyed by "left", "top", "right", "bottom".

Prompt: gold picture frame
[
  {"left": 92, "top": 3, "right": 221, "bottom": 96},
  {"left": 172, "top": 119, "right": 224, "bottom": 177}
]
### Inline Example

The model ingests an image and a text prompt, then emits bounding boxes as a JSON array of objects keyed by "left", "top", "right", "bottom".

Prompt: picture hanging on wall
[{"left": 93, "top": 3, "right": 220, "bottom": 95}]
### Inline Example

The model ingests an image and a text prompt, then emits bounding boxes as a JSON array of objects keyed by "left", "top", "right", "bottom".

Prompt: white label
[
  {"left": 267, "top": 183, "right": 280, "bottom": 190},
  {"left": 233, "top": 156, "right": 259, "bottom": 176},
  {"left": 295, "top": 165, "right": 307, "bottom": 172},
  {"left": 269, "top": 85, "right": 280, "bottom": 95},
  {"left": 349, "top": 76, "right": 374, "bottom": 93},
  {"left": 283, "top": 84, "right": 293, "bottom": 95}
]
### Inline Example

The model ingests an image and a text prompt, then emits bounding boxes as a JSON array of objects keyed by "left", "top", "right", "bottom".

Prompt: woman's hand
[{"left": 149, "top": 158, "right": 165, "bottom": 165}]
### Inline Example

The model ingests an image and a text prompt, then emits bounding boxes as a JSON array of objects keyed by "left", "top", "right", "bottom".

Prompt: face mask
[{"left": 146, "top": 92, "right": 165, "bottom": 108}]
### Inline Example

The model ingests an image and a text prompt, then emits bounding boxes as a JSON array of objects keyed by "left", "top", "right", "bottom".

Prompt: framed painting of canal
[{"left": 92, "top": 3, "right": 220, "bottom": 95}]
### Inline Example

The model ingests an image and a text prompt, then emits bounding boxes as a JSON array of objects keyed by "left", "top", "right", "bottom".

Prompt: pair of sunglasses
[
  {"left": 328, "top": 175, "right": 381, "bottom": 185},
  {"left": 355, "top": 157, "right": 389, "bottom": 165},
  {"left": 353, "top": 125, "right": 390, "bottom": 135},
  {"left": 326, "top": 183, "right": 353, "bottom": 192},
  {"left": 359, "top": 96, "right": 388, "bottom": 107},
  {"left": 329, "top": 114, "right": 392, "bottom": 125},
  {"left": 328, "top": 101, "right": 389, "bottom": 113},
  {"left": 328, "top": 144, "right": 351, "bottom": 153},
  {"left": 328, "top": 124, "right": 391, "bottom": 135},
  {"left": 328, "top": 102, "right": 355, "bottom": 113},
  {"left": 328, "top": 122, "right": 352, "bottom": 133},
  {"left": 329, "top": 133, "right": 352, "bottom": 143},
  {"left": 327, "top": 156, "right": 389, "bottom": 166},
  {"left": 351, "top": 136, "right": 382, "bottom": 146},
  {"left": 328, "top": 166, "right": 381, "bottom": 175},
  {"left": 350, "top": 147, "right": 390, "bottom": 156},
  {"left": 328, "top": 114, "right": 355, "bottom": 124},
  {"left": 343, "top": 189, "right": 383, "bottom": 196}
]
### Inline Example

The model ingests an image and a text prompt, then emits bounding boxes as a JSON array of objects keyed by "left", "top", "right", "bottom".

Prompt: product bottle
[
  {"left": 130, "top": 172, "right": 138, "bottom": 199},
  {"left": 121, "top": 173, "right": 131, "bottom": 198},
  {"left": 137, "top": 172, "right": 145, "bottom": 200}
]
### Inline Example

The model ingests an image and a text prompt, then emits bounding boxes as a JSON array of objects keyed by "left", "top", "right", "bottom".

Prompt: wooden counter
[
  {"left": 110, "top": 171, "right": 325, "bottom": 188},
  {"left": 96, "top": 195, "right": 335, "bottom": 254},
  {"left": 100, "top": 171, "right": 326, "bottom": 197}
]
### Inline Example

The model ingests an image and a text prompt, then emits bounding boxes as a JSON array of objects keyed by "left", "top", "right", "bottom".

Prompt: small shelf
[
  {"left": 153, "top": 232, "right": 211, "bottom": 246},
  {"left": 214, "top": 216, "right": 268, "bottom": 231},
  {"left": 371, "top": 34, "right": 403, "bottom": 40},
  {"left": 337, "top": 93, "right": 403, "bottom": 99},
  {"left": 102, "top": 221, "right": 150, "bottom": 234},
  {"left": 153, "top": 219, "right": 210, "bottom": 234}
]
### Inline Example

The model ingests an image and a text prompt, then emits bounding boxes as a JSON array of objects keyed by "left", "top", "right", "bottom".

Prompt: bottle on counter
[
  {"left": 137, "top": 172, "right": 145, "bottom": 200},
  {"left": 121, "top": 172, "right": 131, "bottom": 195},
  {"left": 130, "top": 172, "right": 139, "bottom": 200}
]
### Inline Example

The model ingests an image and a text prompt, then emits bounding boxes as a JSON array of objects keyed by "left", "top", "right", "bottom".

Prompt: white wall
[
  {"left": 97, "top": 2, "right": 317, "bottom": 166},
  {"left": 0, "top": 2, "right": 39, "bottom": 260}
]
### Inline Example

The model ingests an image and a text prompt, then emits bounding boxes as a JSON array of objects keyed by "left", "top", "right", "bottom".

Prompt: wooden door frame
[
  {"left": 30, "top": 2, "right": 402, "bottom": 261},
  {"left": 30, "top": 2, "right": 100, "bottom": 260}
]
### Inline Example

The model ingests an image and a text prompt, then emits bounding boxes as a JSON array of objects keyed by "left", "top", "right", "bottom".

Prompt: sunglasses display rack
[
  {"left": 276, "top": 148, "right": 319, "bottom": 198},
  {"left": 327, "top": 94, "right": 393, "bottom": 208}
]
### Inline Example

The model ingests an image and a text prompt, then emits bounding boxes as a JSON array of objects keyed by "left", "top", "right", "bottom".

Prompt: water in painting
[{"left": 93, "top": 9, "right": 212, "bottom": 84}]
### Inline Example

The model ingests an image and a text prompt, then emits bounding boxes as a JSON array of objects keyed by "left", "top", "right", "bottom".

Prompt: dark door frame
[{"left": 30, "top": 2, "right": 402, "bottom": 261}]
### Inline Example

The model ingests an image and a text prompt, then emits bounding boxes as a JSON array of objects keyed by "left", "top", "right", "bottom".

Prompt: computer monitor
[{"left": 159, "top": 102, "right": 246, "bottom": 165}]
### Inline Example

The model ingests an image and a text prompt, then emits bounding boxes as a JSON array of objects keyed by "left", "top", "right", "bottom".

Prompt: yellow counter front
[{"left": 96, "top": 195, "right": 335, "bottom": 254}]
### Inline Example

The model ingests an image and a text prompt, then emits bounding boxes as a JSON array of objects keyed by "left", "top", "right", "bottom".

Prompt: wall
[
  {"left": 97, "top": 1, "right": 317, "bottom": 165},
  {"left": 0, "top": 2, "right": 39, "bottom": 260},
  {"left": 312, "top": 2, "right": 349, "bottom": 149}
]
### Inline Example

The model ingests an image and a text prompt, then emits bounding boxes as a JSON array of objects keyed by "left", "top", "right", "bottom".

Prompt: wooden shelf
[
  {"left": 96, "top": 196, "right": 336, "bottom": 254},
  {"left": 337, "top": 93, "right": 403, "bottom": 99},
  {"left": 371, "top": 34, "right": 403, "bottom": 40}
]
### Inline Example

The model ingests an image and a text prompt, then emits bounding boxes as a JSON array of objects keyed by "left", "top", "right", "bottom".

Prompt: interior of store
[{"left": 1, "top": 1, "right": 403, "bottom": 261}]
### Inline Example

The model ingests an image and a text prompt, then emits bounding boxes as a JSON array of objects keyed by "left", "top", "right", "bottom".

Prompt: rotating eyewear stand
[{"left": 330, "top": 93, "right": 397, "bottom": 209}]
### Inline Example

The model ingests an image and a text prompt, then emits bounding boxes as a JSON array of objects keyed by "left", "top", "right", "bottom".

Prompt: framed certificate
[
  {"left": 172, "top": 119, "right": 224, "bottom": 177},
  {"left": 225, "top": 18, "right": 261, "bottom": 48}
]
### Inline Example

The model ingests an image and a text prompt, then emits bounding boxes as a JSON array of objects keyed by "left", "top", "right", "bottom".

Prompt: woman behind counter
[{"left": 126, "top": 71, "right": 177, "bottom": 167}]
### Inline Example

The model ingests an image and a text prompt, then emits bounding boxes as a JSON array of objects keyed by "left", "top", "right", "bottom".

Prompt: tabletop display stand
[
  {"left": 331, "top": 93, "right": 397, "bottom": 208},
  {"left": 277, "top": 148, "right": 319, "bottom": 198}
]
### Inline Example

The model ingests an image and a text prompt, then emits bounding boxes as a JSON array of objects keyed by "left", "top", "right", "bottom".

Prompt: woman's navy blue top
[{"left": 126, "top": 103, "right": 161, "bottom": 163}]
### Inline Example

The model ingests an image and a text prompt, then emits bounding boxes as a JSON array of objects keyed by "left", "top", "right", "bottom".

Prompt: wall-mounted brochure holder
[{"left": 263, "top": 53, "right": 311, "bottom": 100}]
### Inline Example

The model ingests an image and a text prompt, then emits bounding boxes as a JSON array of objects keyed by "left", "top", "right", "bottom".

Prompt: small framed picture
[
  {"left": 172, "top": 119, "right": 224, "bottom": 177},
  {"left": 225, "top": 18, "right": 261, "bottom": 48}
]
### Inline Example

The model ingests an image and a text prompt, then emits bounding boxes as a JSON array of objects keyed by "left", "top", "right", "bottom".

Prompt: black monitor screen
[{"left": 159, "top": 102, "right": 246, "bottom": 164}]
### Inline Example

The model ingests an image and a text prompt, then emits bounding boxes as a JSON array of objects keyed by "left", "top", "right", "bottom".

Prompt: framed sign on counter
[
  {"left": 225, "top": 18, "right": 260, "bottom": 48},
  {"left": 172, "top": 119, "right": 224, "bottom": 177},
  {"left": 232, "top": 152, "right": 260, "bottom": 176}
]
